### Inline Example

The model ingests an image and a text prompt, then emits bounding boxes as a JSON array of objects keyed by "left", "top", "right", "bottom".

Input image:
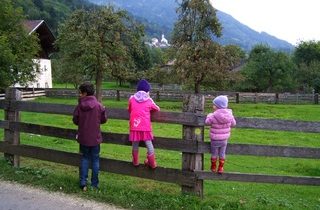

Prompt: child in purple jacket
[
  {"left": 128, "top": 79, "right": 160, "bottom": 169},
  {"left": 73, "top": 82, "right": 107, "bottom": 191},
  {"left": 205, "top": 95, "right": 236, "bottom": 174}
]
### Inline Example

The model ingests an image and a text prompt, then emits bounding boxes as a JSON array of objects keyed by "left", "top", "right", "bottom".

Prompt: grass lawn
[{"left": 0, "top": 97, "right": 319, "bottom": 210}]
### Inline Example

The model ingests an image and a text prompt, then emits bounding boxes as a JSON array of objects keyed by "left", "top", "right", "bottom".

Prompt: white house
[{"left": 15, "top": 20, "right": 55, "bottom": 88}]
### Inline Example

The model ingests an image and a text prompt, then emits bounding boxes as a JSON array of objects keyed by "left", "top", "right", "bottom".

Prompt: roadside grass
[{"left": 0, "top": 98, "right": 320, "bottom": 209}]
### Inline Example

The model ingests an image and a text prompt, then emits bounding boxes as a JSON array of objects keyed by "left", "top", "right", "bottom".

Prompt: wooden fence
[
  {"left": 0, "top": 88, "right": 320, "bottom": 197},
  {"left": 45, "top": 88, "right": 320, "bottom": 104},
  {"left": 0, "top": 89, "right": 45, "bottom": 101}
]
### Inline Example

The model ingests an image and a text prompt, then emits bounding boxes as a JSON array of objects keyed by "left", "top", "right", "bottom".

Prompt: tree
[
  {"left": 202, "top": 44, "right": 246, "bottom": 90},
  {"left": 240, "top": 44, "right": 297, "bottom": 92},
  {"left": 56, "top": 6, "right": 144, "bottom": 101},
  {"left": 171, "top": 0, "right": 243, "bottom": 93},
  {"left": 0, "top": 0, "right": 40, "bottom": 91},
  {"left": 293, "top": 40, "right": 320, "bottom": 92}
]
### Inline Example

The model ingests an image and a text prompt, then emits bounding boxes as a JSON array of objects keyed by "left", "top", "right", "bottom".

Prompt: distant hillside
[
  {"left": 88, "top": 0, "right": 294, "bottom": 52},
  {"left": 215, "top": 12, "right": 293, "bottom": 52}
]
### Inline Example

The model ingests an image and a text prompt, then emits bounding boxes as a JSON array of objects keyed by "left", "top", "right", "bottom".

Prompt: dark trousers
[{"left": 79, "top": 144, "right": 100, "bottom": 187}]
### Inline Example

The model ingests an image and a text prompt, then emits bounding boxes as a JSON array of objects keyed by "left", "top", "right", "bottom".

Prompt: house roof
[
  {"left": 24, "top": 20, "right": 44, "bottom": 35},
  {"left": 23, "top": 20, "right": 56, "bottom": 59}
]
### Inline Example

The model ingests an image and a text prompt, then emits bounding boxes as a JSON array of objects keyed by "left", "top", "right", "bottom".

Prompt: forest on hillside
[{"left": 13, "top": 0, "right": 168, "bottom": 38}]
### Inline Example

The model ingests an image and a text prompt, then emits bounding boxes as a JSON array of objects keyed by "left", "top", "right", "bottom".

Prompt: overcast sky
[{"left": 210, "top": 0, "right": 320, "bottom": 45}]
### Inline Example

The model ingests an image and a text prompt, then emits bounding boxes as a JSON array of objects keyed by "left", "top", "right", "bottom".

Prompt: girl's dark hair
[{"left": 79, "top": 82, "right": 95, "bottom": 96}]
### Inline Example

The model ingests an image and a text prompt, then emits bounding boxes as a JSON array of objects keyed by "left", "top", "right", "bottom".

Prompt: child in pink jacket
[
  {"left": 128, "top": 79, "right": 160, "bottom": 169},
  {"left": 205, "top": 95, "right": 236, "bottom": 174}
]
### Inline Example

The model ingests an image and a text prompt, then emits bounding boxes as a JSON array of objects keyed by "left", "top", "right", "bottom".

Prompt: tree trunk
[
  {"left": 95, "top": 68, "right": 103, "bottom": 102},
  {"left": 194, "top": 82, "right": 200, "bottom": 94},
  {"left": 267, "top": 80, "right": 273, "bottom": 92}
]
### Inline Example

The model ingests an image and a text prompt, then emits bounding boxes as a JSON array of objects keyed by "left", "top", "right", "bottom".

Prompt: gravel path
[{"left": 0, "top": 180, "right": 125, "bottom": 210}]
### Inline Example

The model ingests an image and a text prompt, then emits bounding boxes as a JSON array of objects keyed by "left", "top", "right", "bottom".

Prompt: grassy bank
[{"left": 0, "top": 98, "right": 319, "bottom": 210}]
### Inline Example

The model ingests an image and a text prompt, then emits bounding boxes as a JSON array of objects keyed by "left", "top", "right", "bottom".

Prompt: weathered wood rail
[
  {"left": 0, "top": 89, "right": 45, "bottom": 101},
  {"left": 0, "top": 89, "right": 319, "bottom": 198},
  {"left": 45, "top": 88, "right": 320, "bottom": 104}
]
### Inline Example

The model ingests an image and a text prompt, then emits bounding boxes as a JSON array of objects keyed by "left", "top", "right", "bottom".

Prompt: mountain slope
[
  {"left": 215, "top": 11, "right": 293, "bottom": 52},
  {"left": 88, "top": 0, "right": 294, "bottom": 52}
]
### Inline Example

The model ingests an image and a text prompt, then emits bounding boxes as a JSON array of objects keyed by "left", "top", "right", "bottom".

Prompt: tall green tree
[
  {"left": 241, "top": 44, "right": 296, "bottom": 92},
  {"left": 56, "top": 6, "right": 144, "bottom": 101},
  {"left": 0, "top": 0, "right": 40, "bottom": 91},
  {"left": 293, "top": 40, "right": 320, "bottom": 92},
  {"left": 171, "top": 0, "right": 242, "bottom": 93}
]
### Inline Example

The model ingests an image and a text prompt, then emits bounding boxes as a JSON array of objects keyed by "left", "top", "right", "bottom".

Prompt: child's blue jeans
[{"left": 79, "top": 144, "right": 100, "bottom": 188}]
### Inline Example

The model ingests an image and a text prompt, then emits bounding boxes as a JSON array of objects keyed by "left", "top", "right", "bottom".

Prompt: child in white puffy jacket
[{"left": 205, "top": 95, "right": 236, "bottom": 174}]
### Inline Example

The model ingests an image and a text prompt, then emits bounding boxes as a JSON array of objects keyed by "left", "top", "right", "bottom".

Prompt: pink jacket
[
  {"left": 128, "top": 91, "right": 160, "bottom": 131},
  {"left": 205, "top": 108, "right": 236, "bottom": 141}
]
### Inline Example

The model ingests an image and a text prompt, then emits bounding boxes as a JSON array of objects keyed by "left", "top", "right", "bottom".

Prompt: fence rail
[
  {"left": 0, "top": 88, "right": 319, "bottom": 198},
  {"left": 0, "top": 89, "right": 45, "bottom": 101},
  {"left": 1, "top": 100, "right": 320, "bottom": 132},
  {"left": 4, "top": 88, "right": 318, "bottom": 104},
  {"left": 44, "top": 88, "right": 320, "bottom": 104},
  {"left": 0, "top": 120, "right": 319, "bottom": 159},
  {"left": 0, "top": 142, "right": 196, "bottom": 187}
]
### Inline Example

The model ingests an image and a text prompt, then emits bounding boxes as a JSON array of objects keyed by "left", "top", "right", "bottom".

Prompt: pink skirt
[{"left": 129, "top": 131, "right": 154, "bottom": 142}]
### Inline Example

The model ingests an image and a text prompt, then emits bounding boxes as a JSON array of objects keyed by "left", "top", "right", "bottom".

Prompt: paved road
[{"left": 0, "top": 180, "right": 124, "bottom": 210}]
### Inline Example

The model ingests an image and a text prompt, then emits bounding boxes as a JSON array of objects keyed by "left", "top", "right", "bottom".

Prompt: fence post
[
  {"left": 254, "top": 92, "right": 258, "bottom": 103},
  {"left": 275, "top": 93, "right": 279, "bottom": 104},
  {"left": 156, "top": 90, "right": 160, "bottom": 101},
  {"left": 4, "top": 88, "right": 21, "bottom": 167},
  {"left": 236, "top": 93, "right": 240, "bottom": 104},
  {"left": 116, "top": 90, "right": 120, "bottom": 101},
  {"left": 181, "top": 94, "right": 204, "bottom": 197},
  {"left": 314, "top": 93, "right": 319, "bottom": 104}
]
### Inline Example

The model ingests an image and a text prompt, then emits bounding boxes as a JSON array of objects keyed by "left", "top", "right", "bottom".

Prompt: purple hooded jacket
[
  {"left": 205, "top": 108, "right": 236, "bottom": 141},
  {"left": 73, "top": 96, "right": 107, "bottom": 146}
]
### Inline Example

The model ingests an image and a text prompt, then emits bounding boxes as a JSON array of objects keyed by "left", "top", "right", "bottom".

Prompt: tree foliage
[
  {"left": 240, "top": 44, "right": 297, "bottom": 92},
  {"left": 0, "top": 0, "right": 40, "bottom": 91},
  {"left": 293, "top": 40, "right": 320, "bottom": 92},
  {"left": 171, "top": 0, "right": 244, "bottom": 93},
  {"left": 56, "top": 6, "right": 144, "bottom": 101}
]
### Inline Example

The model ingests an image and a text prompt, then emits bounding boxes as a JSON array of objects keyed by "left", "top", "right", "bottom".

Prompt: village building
[
  {"left": 145, "top": 34, "right": 170, "bottom": 48},
  {"left": 15, "top": 20, "right": 55, "bottom": 88}
]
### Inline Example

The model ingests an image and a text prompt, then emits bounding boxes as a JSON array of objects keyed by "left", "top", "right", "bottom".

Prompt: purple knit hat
[
  {"left": 136, "top": 79, "right": 151, "bottom": 92},
  {"left": 213, "top": 95, "right": 228, "bottom": 109}
]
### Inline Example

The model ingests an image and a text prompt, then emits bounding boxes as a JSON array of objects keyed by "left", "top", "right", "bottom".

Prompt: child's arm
[
  {"left": 229, "top": 109, "right": 236, "bottom": 127},
  {"left": 231, "top": 117, "right": 236, "bottom": 127},
  {"left": 205, "top": 113, "right": 216, "bottom": 125},
  {"left": 101, "top": 106, "right": 107, "bottom": 124},
  {"left": 72, "top": 106, "right": 79, "bottom": 125},
  {"left": 128, "top": 96, "right": 133, "bottom": 113},
  {"left": 150, "top": 99, "right": 160, "bottom": 112}
]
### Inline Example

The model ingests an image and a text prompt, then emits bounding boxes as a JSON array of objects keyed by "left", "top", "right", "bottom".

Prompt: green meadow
[{"left": 0, "top": 97, "right": 319, "bottom": 210}]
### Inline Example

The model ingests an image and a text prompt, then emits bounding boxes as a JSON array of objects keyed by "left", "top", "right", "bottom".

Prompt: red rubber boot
[
  {"left": 211, "top": 157, "right": 217, "bottom": 172},
  {"left": 144, "top": 153, "right": 157, "bottom": 169},
  {"left": 132, "top": 150, "right": 139, "bottom": 166},
  {"left": 218, "top": 158, "right": 225, "bottom": 174}
]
